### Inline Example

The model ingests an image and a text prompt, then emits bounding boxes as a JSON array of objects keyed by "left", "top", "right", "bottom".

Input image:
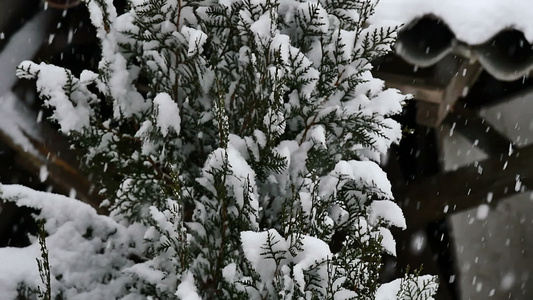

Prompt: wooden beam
[
  {"left": 445, "top": 105, "right": 513, "bottom": 156},
  {"left": 396, "top": 144, "right": 533, "bottom": 229},
  {"left": 0, "top": 127, "right": 106, "bottom": 214},
  {"left": 45, "top": 0, "right": 81, "bottom": 9},
  {"left": 427, "top": 59, "right": 481, "bottom": 127},
  {"left": 376, "top": 56, "right": 482, "bottom": 127},
  {"left": 375, "top": 72, "right": 445, "bottom": 104}
]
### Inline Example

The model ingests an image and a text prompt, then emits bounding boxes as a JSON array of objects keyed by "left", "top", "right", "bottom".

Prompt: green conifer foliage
[{"left": 11, "top": 0, "right": 438, "bottom": 298}]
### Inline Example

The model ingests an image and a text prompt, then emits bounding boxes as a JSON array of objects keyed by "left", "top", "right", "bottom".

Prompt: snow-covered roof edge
[{"left": 371, "top": 0, "right": 533, "bottom": 45}]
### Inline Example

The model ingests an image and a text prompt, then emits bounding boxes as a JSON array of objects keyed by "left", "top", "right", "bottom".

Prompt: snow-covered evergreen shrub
[{"left": 4, "top": 0, "right": 438, "bottom": 298}]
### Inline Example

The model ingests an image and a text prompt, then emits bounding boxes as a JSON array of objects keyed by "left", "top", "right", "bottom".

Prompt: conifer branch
[
  {"left": 36, "top": 220, "right": 51, "bottom": 300},
  {"left": 12, "top": 0, "right": 438, "bottom": 298}
]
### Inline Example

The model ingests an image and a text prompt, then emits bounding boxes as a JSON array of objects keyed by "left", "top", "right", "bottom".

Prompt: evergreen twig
[{"left": 36, "top": 220, "right": 51, "bottom": 300}]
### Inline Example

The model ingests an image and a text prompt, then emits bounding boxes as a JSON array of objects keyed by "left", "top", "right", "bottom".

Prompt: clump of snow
[
  {"left": 181, "top": 26, "right": 208, "bottom": 57},
  {"left": 79, "top": 70, "right": 98, "bottom": 84},
  {"left": 292, "top": 235, "right": 332, "bottom": 291},
  {"left": 175, "top": 272, "right": 202, "bottom": 300},
  {"left": 134, "top": 120, "right": 157, "bottom": 156},
  {"left": 250, "top": 13, "right": 273, "bottom": 46},
  {"left": 376, "top": 275, "right": 438, "bottom": 300},
  {"left": 196, "top": 135, "right": 260, "bottom": 228},
  {"left": 17, "top": 61, "right": 93, "bottom": 133},
  {"left": 306, "top": 125, "right": 327, "bottom": 149},
  {"left": 0, "top": 246, "right": 41, "bottom": 299},
  {"left": 153, "top": 93, "right": 181, "bottom": 136},
  {"left": 86, "top": 0, "right": 151, "bottom": 120},
  {"left": 240, "top": 229, "right": 332, "bottom": 295},
  {"left": 124, "top": 262, "right": 165, "bottom": 285},
  {"left": 375, "top": 278, "right": 402, "bottom": 300},
  {"left": 319, "top": 160, "right": 393, "bottom": 199},
  {"left": 0, "top": 184, "right": 148, "bottom": 299},
  {"left": 369, "top": 200, "right": 406, "bottom": 230},
  {"left": 241, "top": 229, "right": 288, "bottom": 283},
  {"left": 375, "top": 227, "right": 396, "bottom": 256},
  {"left": 222, "top": 263, "right": 238, "bottom": 283}
]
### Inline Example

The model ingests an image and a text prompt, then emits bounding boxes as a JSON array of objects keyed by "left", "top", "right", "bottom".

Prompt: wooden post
[{"left": 46, "top": 0, "right": 81, "bottom": 9}]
